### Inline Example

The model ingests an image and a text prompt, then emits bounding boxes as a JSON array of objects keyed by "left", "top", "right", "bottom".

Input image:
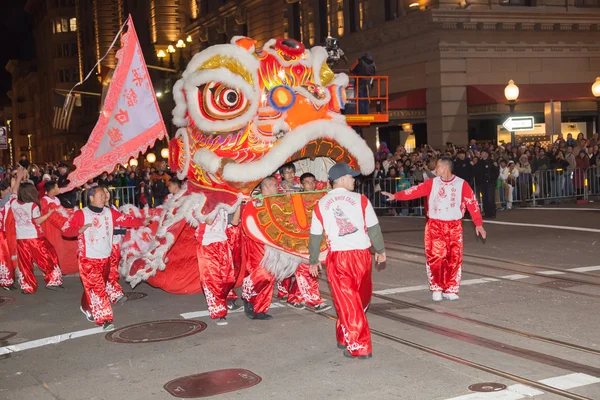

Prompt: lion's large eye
[{"left": 198, "top": 82, "right": 250, "bottom": 120}]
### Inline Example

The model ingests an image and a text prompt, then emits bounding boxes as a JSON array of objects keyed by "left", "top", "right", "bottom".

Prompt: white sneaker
[
  {"left": 442, "top": 293, "right": 459, "bottom": 301},
  {"left": 216, "top": 317, "right": 228, "bottom": 326},
  {"left": 432, "top": 292, "right": 442, "bottom": 302}
]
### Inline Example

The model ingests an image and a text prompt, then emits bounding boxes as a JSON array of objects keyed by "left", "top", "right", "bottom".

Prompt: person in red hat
[{"left": 309, "top": 163, "right": 386, "bottom": 360}]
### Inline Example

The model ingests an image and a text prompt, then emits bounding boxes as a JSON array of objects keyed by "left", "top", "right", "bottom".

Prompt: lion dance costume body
[{"left": 119, "top": 37, "right": 374, "bottom": 293}]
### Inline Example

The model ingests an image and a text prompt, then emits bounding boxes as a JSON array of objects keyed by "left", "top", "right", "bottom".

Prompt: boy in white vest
[{"left": 63, "top": 186, "right": 145, "bottom": 330}]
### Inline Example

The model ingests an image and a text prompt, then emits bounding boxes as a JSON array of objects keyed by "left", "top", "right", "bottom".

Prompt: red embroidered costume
[
  {"left": 63, "top": 206, "right": 143, "bottom": 325},
  {"left": 0, "top": 203, "right": 15, "bottom": 288},
  {"left": 195, "top": 208, "right": 236, "bottom": 323},
  {"left": 10, "top": 197, "right": 62, "bottom": 293},
  {"left": 40, "top": 195, "right": 79, "bottom": 274},
  {"left": 310, "top": 189, "right": 380, "bottom": 357},
  {"left": 392, "top": 176, "right": 483, "bottom": 295}
]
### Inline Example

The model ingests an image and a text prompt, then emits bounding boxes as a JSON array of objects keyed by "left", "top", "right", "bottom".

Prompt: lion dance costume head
[{"left": 122, "top": 36, "right": 374, "bottom": 287}]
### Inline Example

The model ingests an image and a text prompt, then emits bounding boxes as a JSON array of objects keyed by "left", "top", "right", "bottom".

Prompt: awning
[
  {"left": 467, "top": 83, "right": 594, "bottom": 106},
  {"left": 388, "top": 88, "right": 427, "bottom": 110}
]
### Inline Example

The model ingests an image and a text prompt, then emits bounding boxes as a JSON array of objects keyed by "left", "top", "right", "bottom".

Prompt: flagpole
[
  {"left": 55, "top": 89, "right": 102, "bottom": 97},
  {"left": 67, "top": 16, "right": 130, "bottom": 99}
]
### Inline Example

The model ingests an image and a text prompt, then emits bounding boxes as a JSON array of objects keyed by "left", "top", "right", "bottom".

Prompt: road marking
[
  {"left": 180, "top": 302, "right": 285, "bottom": 319},
  {"left": 373, "top": 275, "right": 529, "bottom": 295},
  {"left": 444, "top": 373, "right": 600, "bottom": 399},
  {"left": 1, "top": 303, "right": 287, "bottom": 355},
  {"left": 386, "top": 215, "right": 600, "bottom": 233},
  {"left": 540, "top": 372, "right": 600, "bottom": 389},
  {"left": 536, "top": 270, "right": 565, "bottom": 275},
  {"left": 0, "top": 327, "right": 105, "bottom": 355},
  {"left": 524, "top": 207, "right": 600, "bottom": 211},
  {"left": 568, "top": 265, "right": 600, "bottom": 273},
  {"left": 470, "top": 220, "right": 600, "bottom": 233}
]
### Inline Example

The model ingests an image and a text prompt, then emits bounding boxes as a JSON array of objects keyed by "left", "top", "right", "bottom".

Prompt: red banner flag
[{"left": 62, "top": 16, "right": 166, "bottom": 193}]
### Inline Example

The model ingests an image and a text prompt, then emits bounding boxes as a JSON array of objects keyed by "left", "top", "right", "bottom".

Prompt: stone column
[{"left": 425, "top": 58, "right": 469, "bottom": 148}]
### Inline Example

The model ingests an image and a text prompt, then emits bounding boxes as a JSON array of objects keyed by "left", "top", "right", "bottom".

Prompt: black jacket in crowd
[
  {"left": 473, "top": 158, "right": 499, "bottom": 185},
  {"left": 453, "top": 158, "right": 473, "bottom": 183}
]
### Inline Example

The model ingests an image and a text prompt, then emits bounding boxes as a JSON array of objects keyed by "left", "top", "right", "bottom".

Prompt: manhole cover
[
  {"left": 124, "top": 292, "right": 147, "bottom": 301},
  {"left": 540, "top": 280, "right": 582, "bottom": 289},
  {"left": 164, "top": 369, "right": 261, "bottom": 398},
  {"left": 468, "top": 382, "right": 507, "bottom": 392},
  {"left": 0, "top": 296, "right": 15, "bottom": 306},
  {"left": 105, "top": 320, "right": 207, "bottom": 344}
]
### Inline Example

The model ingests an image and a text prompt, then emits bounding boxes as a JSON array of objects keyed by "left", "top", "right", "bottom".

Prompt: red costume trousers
[
  {"left": 107, "top": 244, "right": 125, "bottom": 303},
  {"left": 197, "top": 241, "right": 235, "bottom": 319},
  {"left": 0, "top": 232, "right": 15, "bottom": 288},
  {"left": 16, "top": 238, "right": 62, "bottom": 293},
  {"left": 424, "top": 219, "right": 463, "bottom": 294},
  {"left": 226, "top": 225, "right": 243, "bottom": 301},
  {"left": 327, "top": 249, "right": 372, "bottom": 357},
  {"left": 285, "top": 264, "right": 323, "bottom": 307},
  {"left": 241, "top": 238, "right": 275, "bottom": 314},
  {"left": 277, "top": 277, "right": 293, "bottom": 300},
  {"left": 80, "top": 257, "right": 113, "bottom": 325}
]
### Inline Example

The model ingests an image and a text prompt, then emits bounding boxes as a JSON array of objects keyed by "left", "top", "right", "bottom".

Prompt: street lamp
[
  {"left": 504, "top": 79, "right": 519, "bottom": 145},
  {"left": 504, "top": 79, "right": 519, "bottom": 112},
  {"left": 591, "top": 77, "right": 600, "bottom": 133},
  {"left": 129, "top": 158, "right": 138, "bottom": 167},
  {"left": 146, "top": 153, "right": 156, "bottom": 163},
  {"left": 161, "top": 147, "right": 170, "bottom": 159},
  {"left": 186, "top": 35, "right": 192, "bottom": 43},
  {"left": 157, "top": 49, "right": 166, "bottom": 67},
  {"left": 167, "top": 45, "right": 176, "bottom": 69},
  {"left": 175, "top": 40, "right": 186, "bottom": 71}
]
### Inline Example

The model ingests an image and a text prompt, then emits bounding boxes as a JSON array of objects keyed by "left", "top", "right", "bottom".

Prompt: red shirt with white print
[
  {"left": 10, "top": 199, "right": 44, "bottom": 239},
  {"left": 62, "top": 207, "right": 143, "bottom": 259},
  {"left": 393, "top": 175, "right": 483, "bottom": 226}
]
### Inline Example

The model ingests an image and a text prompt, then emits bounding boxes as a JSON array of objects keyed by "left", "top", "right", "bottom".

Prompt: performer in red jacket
[
  {"left": 11, "top": 182, "right": 63, "bottom": 293},
  {"left": 62, "top": 186, "right": 144, "bottom": 330},
  {"left": 195, "top": 205, "right": 240, "bottom": 326},
  {"left": 241, "top": 177, "right": 279, "bottom": 321},
  {"left": 382, "top": 156, "right": 486, "bottom": 301}
]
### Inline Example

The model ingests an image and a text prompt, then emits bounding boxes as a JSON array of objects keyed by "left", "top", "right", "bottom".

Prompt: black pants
[{"left": 478, "top": 182, "right": 496, "bottom": 218}]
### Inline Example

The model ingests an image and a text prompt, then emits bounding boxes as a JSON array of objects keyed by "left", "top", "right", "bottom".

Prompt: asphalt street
[{"left": 1, "top": 204, "right": 600, "bottom": 399}]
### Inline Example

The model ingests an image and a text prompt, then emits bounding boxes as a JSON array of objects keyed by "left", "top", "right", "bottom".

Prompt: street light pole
[
  {"left": 591, "top": 77, "right": 600, "bottom": 133},
  {"left": 504, "top": 79, "right": 520, "bottom": 146}
]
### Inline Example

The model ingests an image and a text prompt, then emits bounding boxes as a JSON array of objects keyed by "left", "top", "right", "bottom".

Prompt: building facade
[
  {"left": 7, "top": 0, "right": 600, "bottom": 162},
  {"left": 180, "top": 0, "right": 600, "bottom": 150},
  {"left": 5, "top": 61, "right": 40, "bottom": 164},
  {"left": 4, "top": 0, "right": 193, "bottom": 163}
]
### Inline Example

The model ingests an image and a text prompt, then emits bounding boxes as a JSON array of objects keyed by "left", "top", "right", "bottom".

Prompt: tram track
[
  {"left": 384, "top": 253, "right": 600, "bottom": 301},
  {"left": 316, "top": 246, "right": 600, "bottom": 357},
  {"left": 384, "top": 243, "right": 600, "bottom": 288},
  {"left": 313, "top": 306, "right": 595, "bottom": 400},
  {"left": 384, "top": 240, "right": 600, "bottom": 280}
]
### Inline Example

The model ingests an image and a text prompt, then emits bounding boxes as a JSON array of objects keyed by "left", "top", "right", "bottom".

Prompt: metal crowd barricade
[
  {"left": 356, "top": 177, "right": 425, "bottom": 216},
  {"left": 78, "top": 186, "right": 140, "bottom": 209},
  {"left": 528, "top": 168, "right": 589, "bottom": 205}
]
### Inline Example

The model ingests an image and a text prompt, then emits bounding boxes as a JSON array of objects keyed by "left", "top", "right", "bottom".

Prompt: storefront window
[
  {"left": 70, "top": 18, "right": 77, "bottom": 31},
  {"left": 499, "top": 0, "right": 533, "bottom": 5}
]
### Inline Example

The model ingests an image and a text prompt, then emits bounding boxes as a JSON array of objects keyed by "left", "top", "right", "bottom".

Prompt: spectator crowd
[
  {"left": 368, "top": 131, "right": 600, "bottom": 218},
  {"left": 0, "top": 154, "right": 176, "bottom": 209}
]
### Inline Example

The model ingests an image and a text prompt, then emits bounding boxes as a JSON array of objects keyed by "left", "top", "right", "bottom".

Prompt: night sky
[{"left": 0, "top": 0, "right": 35, "bottom": 102}]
